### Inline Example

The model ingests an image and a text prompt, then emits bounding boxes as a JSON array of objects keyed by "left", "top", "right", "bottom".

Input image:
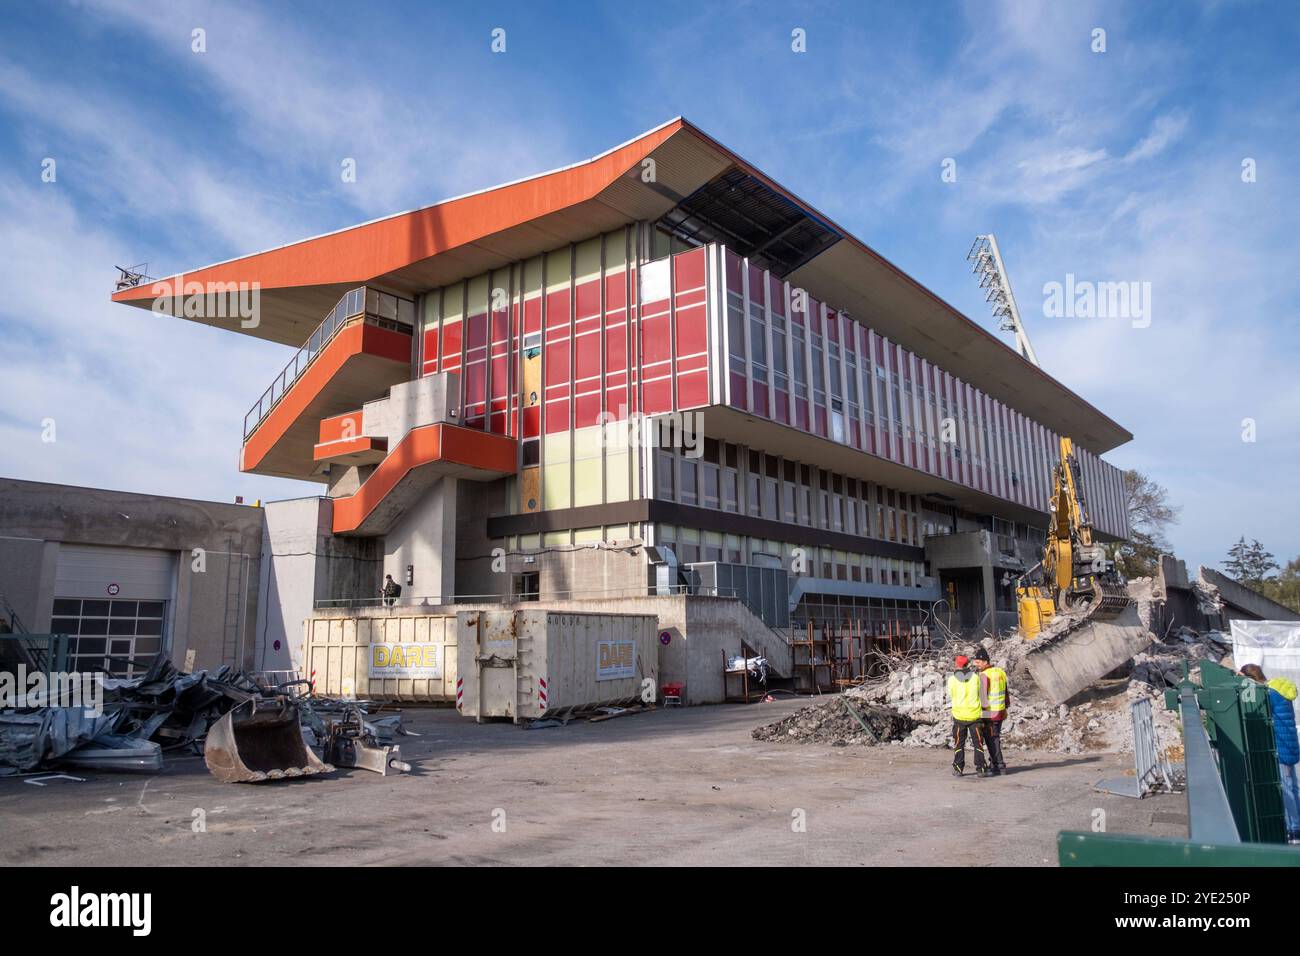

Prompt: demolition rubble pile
[
  {"left": 0, "top": 656, "right": 267, "bottom": 774},
  {"left": 755, "top": 577, "right": 1232, "bottom": 756},
  {"left": 0, "top": 654, "right": 408, "bottom": 778},
  {"left": 751, "top": 697, "right": 915, "bottom": 746}
]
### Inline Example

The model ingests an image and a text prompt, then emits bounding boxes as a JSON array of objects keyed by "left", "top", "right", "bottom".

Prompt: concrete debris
[
  {"left": 754, "top": 571, "right": 1231, "bottom": 757},
  {"left": 751, "top": 698, "right": 915, "bottom": 746}
]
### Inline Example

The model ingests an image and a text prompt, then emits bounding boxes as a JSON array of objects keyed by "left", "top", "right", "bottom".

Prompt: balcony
[{"left": 240, "top": 287, "right": 415, "bottom": 480}]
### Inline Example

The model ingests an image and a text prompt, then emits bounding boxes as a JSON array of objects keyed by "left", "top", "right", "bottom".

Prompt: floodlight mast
[{"left": 966, "top": 234, "right": 1040, "bottom": 368}]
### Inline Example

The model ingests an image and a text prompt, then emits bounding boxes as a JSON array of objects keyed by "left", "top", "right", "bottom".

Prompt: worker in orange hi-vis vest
[
  {"left": 947, "top": 654, "right": 987, "bottom": 777},
  {"left": 973, "top": 646, "right": 1009, "bottom": 776}
]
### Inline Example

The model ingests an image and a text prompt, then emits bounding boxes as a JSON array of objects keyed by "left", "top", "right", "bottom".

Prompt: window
[
  {"left": 680, "top": 459, "right": 698, "bottom": 506},
  {"left": 750, "top": 315, "right": 767, "bottom": 382},
  {"left": 792, "top": 325, "right": 808, "bottom": 398},
  {"left": 656, "top": 451, "right": 675, "bottom": 501},
  {"left": 701, "top": 463, "right": 720, "bottom": 509},
  {"left": 723, "top": 469, "right": 739, "bottom": 512},
  {"left": 772, "top": 316, "right": 788, "bottom": 391},
  {"left": 727, "top": 298, "right": 746, "bottom": 366},
  {"left": 513, "top": 573, "right": 540, "bottom": 601},
  {"left": 51, "top": 598, "right": 166, "bottom": 678}
]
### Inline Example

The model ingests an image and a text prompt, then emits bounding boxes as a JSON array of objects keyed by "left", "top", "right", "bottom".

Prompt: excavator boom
[{"left": 1018, "top": 437, "right": 1149, "bottom": 702}]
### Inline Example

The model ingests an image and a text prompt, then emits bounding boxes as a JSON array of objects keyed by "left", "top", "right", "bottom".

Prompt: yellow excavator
[{"left": 1017, "top": 436, "right": 1149, "bottom": 703}]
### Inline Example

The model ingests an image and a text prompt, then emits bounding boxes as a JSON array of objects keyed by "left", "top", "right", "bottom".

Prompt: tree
[
  {"left": 1224, "top": 537, "right": 1279, "bottom": 586},
  {"left": 1114, "top": 469, "right": 1179, "bottom": 578},
  {"left": 1259, "top": 556, "right": 1300, "bottom": 613},
  {"left": 1116, "top": 529, "right": 1164, "bottom": 580}
]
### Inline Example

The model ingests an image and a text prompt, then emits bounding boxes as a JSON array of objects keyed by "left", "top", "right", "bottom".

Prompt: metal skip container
[
  {"left": 455, "top": 610, "right": 658, "bottom": 722},
  {"left": 303, "top": 614, "right": 458, "bottom": 703}
]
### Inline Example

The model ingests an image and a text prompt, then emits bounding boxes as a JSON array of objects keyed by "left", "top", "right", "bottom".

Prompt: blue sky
[{"left": 1, "top": 0, "right": 1297, "bottom": 574}]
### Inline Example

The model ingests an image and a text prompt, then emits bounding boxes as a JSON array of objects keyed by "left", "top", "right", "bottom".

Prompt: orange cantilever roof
[
  {"left": 110, "top": 116, "right": 1132, "bottom": 454},
  {"left": 111, "top": 118, "right": 694, "bottom": 346}
]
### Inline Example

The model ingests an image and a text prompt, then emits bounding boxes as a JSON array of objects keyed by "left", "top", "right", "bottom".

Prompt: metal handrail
[
  {"left": 313, "top": 583, "right": 746, "bottom": 610},
  {"left": 242, "top": 286, "right": 415, "bottom": 438},
  {"left": 1179, "top": 685, "right": 1242, "bottom": 844}
]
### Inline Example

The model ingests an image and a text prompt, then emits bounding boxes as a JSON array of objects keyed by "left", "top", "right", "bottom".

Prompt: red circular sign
[{"left": 106, "top": 583, "right": 120, "bottom": 596}]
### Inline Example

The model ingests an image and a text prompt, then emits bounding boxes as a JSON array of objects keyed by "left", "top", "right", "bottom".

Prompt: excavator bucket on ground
[
  {"left": 204, "top": 696, "right": 333, "bottom": 783},
  {"left": 1025, "top": 595, "right": 1149, "bottom": 704}
]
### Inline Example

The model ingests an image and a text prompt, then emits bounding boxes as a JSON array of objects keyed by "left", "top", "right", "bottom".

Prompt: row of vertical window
[
  {"left": 722, "top": 254, "right": 1083, "bottom": 516},
  {"left": 653, "top": 441, "right": 926, "bottom": 547},
  {"left": 655, "top": 524, "right": 929, "bottom": 588}
]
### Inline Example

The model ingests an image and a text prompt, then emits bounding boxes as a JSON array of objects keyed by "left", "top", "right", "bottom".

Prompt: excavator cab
[{"left": 1015, "top": 579, "right": 1056, "bottom": 640}]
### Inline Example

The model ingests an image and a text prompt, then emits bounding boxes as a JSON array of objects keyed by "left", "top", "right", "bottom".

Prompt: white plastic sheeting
[{"left": 1230, "top": 620, "right": 1300, "bottom": 724}]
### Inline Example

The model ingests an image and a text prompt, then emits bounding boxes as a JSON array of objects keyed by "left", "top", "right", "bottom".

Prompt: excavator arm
[{"left": 1016, "top": 437, "right": 1148, "bottom": 703}]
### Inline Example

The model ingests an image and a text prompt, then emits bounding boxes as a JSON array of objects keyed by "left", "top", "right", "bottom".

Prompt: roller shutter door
[{"left": 52, "top": 545, "right": 176, "bottom": 676}]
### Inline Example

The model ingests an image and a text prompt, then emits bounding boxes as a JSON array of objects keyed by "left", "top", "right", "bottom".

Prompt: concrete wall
[
  {"left": 363, "top": 372, "right": 458, "bottom": 447},
  {"left": 456, "top": 512, "right": 649, "bottom": 603},
  {"left": 0, "top": 477, "right": 264, "bottom": 671},
  {"left": 1200, "top": 566, "right": 1300, "bottom": 623},
  {"left": 255, "top": 496, "right": 381, "bottom": 672},
  {"left": 383, "top": 477, "right": 457, "bottom": 602},
  {"left": 925, "top": 531, "right": 997, "bottom": 631}
]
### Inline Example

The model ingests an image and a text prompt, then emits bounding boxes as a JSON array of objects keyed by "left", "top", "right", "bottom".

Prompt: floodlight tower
[{"left": 966, "top": 234, "right": 1040, "bottom": 368}]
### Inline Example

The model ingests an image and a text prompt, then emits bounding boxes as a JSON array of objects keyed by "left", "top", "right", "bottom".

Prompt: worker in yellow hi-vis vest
[
  {"left": 974, "top": 646, "right": 1009, "bottom": 776},
  {"left": 947, "top": 654, "right": 987, "bottom": 777}
]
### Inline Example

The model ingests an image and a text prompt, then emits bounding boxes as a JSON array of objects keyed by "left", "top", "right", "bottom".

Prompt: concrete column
[
  {"left": 981, "top": 561, "right": 997, "bottom": 633},
  {"left": 383, "top": 477, "right": 458, "bottom": 603}
]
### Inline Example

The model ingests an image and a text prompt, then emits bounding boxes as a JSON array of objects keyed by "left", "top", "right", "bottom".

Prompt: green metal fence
[{"left": 1059, "top": 659, "right": 1296, "bottom": 865}]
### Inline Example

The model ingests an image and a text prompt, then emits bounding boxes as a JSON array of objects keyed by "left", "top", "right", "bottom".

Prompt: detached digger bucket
[{"left": 204, "top": 697, "right": 334, "bottom": 783}]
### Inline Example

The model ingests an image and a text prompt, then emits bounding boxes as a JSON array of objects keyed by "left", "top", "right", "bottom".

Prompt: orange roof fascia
[{"left": 113, "top": 120, "right": 686, "bottom": 304}]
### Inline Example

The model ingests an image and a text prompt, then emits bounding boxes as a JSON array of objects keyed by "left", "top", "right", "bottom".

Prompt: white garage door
[{"left": 52, "top": 545, "right": 176, "bottom": 676}]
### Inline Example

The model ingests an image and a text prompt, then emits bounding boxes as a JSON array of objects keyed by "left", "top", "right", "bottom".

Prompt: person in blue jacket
[{"left": 1240, "top": 664, "right": 1300, "bottom": 843}]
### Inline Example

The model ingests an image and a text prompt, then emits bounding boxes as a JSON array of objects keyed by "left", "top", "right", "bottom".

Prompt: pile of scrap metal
[
  {"left": 0, "top": 706, "right": 161, "bottom": 775},
  {"left": 1, "top": 655, "right": 417, "bottom": 783},
  {"left": 0, "top": 654, "right": 330, "bottom": 781}
]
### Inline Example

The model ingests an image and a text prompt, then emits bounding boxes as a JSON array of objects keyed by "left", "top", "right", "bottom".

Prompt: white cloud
[
  {"left": 0, "top": 0, "right": 576, "bottom": 511},
  {"left": 1124, "top": 113, "right": 1189, "bottom": 162},
  {"left": 0, "top": 178, "right": 318, "bottom": 504},
  {"left": 78, "top": 0, "right": 577, "bottom": 234}
]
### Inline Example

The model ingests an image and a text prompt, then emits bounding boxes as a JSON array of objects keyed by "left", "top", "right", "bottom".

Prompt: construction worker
[
  {"left": 973, "top": 646, "right": 1009, "bottom": 775},
  {"left": 947, "top": 654, "right": 987, "bottom": 777},
  {"left": 1239, "top": 664, "right": 1300, "bottom": 842}
]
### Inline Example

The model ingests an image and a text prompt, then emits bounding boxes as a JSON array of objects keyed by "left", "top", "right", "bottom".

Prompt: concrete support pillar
[
  {"left": 383, "top": 477, "right": 458, "bottom": 603},
  {"left": 980, "top": 562, "right": 997, "bottom": 633}
]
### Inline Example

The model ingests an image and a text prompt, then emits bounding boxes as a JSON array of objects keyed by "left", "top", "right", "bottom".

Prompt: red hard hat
[{"left": 955, "top": 655, "right": 970, "bottom": 667}]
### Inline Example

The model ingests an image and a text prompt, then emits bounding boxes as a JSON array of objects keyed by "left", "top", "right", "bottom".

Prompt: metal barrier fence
[{"left": 313, "top": 583, "right": 745, "bottom": 611}]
